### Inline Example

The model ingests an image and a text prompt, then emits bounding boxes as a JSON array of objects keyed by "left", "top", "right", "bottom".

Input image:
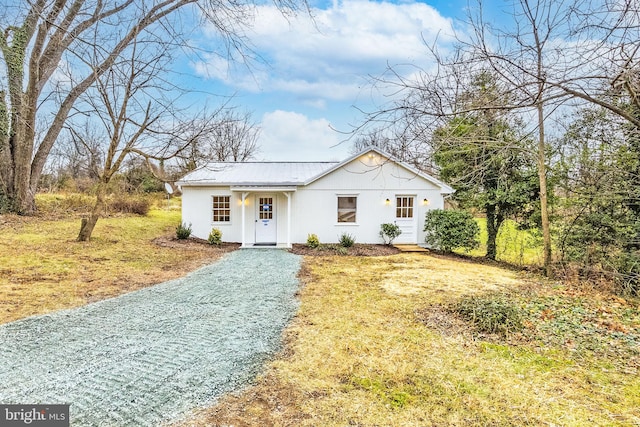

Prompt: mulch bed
[
  {"left": 152, "top": 235, "right": 240, "bottom": 253},
  {"left": 152, "top": 238, "right": 399, "bottom": 257},
  {"left": 289, "top": 243, "right": 400, "bottom": 256}
]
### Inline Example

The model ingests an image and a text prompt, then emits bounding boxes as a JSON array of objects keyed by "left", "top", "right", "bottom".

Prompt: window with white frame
[
  {"left": 212, "top": 195, "right": 231, "bottom": 222},
  {"left": 337, "top": 196, "right": 357, "bottom": 223},
  {"left": 396, "top": 196, "right": 414, "bottom": 218}
]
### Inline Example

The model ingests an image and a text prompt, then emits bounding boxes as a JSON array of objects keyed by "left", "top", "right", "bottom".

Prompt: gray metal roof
[
  {"left": 177, "top": 161, "right": 338, "bottom": 186},
  {"left": 176, "top": 148, "right": 454, "bottom": 194}
]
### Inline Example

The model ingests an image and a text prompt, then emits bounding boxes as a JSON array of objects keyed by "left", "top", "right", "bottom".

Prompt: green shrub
[
  {"left": 176, "top": 222, "right": 192, "bottom": 239},
  {"left": 379, "top": 223, "right": 402, "bottom": 245},
  {"left": 306, "top": 233, "right": 320, "bottom": 248},
  {"left": 208, "top": 228, "right": 223, "bottom": 245},
  {"left": 339, "top": 232, "right": 356, "bottom": 248},
  {"left": 424, "top": 209, "right": 480, "bottom": 252},
  {"left": 454, "top": 295, "right": 524, "bottom": 336}
]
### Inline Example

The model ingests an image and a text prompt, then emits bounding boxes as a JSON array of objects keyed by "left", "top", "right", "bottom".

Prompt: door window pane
[
  {"left": 396, "top": 196, "right": 414, "bottom": 218},
  {"left": 259, "top": 197, "right": 273, "bottom": 220}
]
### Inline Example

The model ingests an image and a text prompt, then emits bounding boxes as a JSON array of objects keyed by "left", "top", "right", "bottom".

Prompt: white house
[{"left": 177, "top": 148, "right": 454, "bottom": 248}]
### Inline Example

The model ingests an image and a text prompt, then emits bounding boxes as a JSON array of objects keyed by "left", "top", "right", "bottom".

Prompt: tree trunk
[
  {"left": 0, "top": 90, "right": 12, "bottom": 207},
  {"left": 11, "top": 114, "right": 37, "bottom": 214},
  {"left": 77, "top": 183, "right": 106, "bottom": 241},
  {"left": 11, "top": 150, "right": 37, "bottom": 214},
  {"left": 537, "top": 101, "right": 553, "bottom": 276},
  {"left": 529, "top": 2, "right": 553, "bottom": 277},
  {"left": 485, "top": 204, "right": 504, "bottom": 261},
  {"left": 486, "top": 205, "right": 498, "bottom": 260}
]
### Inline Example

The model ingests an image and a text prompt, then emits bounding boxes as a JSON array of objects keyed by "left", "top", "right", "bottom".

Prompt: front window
[
  {"left": 337, "top": 196, "right": 357, "bottom": 223},
  {"left": 396, "top": 196, "right": 414, "bottom": 218},
  {"left": 212, "top": 196, "right": 230, "bottom": 222}
]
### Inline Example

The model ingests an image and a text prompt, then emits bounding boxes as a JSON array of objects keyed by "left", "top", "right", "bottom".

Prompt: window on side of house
[
  {"left": 337, "top": 196, "right": 357, "bottom": 223},
  {"left": 396, "top": 196, "right": 414, "bottom": 218},
  {"left": 212, "top": 195, "right": 231, "bottom": 222}
]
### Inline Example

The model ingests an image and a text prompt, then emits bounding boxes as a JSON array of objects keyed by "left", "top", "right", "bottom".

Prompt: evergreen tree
[{"left": 432, "top": 72, "right": 539, "bottom": 260}]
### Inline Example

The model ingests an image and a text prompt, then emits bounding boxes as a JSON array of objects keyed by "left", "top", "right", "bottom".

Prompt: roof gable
[{"left": 305, "top": 147, "right": 454, "bottom": 194}]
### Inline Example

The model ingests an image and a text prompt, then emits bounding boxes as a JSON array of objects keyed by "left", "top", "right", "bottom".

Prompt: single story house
[{"left": 176, "top": 147, "right": 454, "bottom": 248}]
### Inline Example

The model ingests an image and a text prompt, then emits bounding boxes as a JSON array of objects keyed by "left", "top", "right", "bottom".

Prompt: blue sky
[{"left": 185, "top": 0, "right": 469, "bottom": 161}]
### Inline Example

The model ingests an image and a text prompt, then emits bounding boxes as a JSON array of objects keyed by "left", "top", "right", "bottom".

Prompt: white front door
[
  {"left": 255, "top": 195, "right": 277, "bottom": 244},
  {"left": 394, "top": 195, "right": 417, "bottom": 244}
]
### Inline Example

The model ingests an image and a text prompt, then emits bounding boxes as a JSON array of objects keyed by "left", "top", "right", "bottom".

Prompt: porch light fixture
[
  {"left": 385, "top": 198, "right": 390, "bottom": 205},
  {"left": 423, "top": 198, "right": 430, "bottom": 205}
]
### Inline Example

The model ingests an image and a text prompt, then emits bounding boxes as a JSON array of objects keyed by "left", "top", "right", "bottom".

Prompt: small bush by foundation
[
  {"left": 306, "top": 234, "right": 320, "bottom": 248},
  {"left": 208, "top": 228, "right": 223, "bottom": 245},
  {"left": 339, "top": 233, "right": 356, "bottom": 248},
  {"left": 176, "top": 223, "right": 192, "bottom": 240}
]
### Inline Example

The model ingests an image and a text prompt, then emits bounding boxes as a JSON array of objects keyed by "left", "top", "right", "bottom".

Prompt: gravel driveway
[{"left": 0, "top": 249, "right": 301, "bottom": 426}]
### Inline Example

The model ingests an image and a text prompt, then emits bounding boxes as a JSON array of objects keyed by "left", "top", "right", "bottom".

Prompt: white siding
[
  {"left": 181, "top": 187, "right": 239, "bottom": 241},
  {"left": 180, "top": 152, "right": 448, "bottom": 245},
  {"left": 290, "top": 153, "right": 445, "bottom": 244},
  {"left": 182, "top": 188, "right": 293, "bottom": 244}
]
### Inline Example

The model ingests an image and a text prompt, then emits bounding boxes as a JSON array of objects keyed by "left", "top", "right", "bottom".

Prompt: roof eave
[{"left": 175, "top": 181, "right": 304, "bottom": 187}]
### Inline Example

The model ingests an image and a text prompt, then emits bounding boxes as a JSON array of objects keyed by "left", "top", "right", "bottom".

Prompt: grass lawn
[
  {"left": 465, "top": 218, "right": 544, "bottom": 266},
  {"left": 0, "top": 195, "right": 235, "bottom": 324},
  {"left": 2, "top": 197, "right": 638, "bottom": 426},
  {"left": 180, "top": 254, "right": 639, "bottom": 426}
]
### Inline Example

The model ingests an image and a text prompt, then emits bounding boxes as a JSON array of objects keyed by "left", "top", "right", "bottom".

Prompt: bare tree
[
  {"left": 177, "top": 110, "right": 260, "bottom": 172},
  {"left": 488, "top": 0, "right": 558, "bottom": 275},
  {"left": 0, "top": 0, "right": 305, "bottom": 214},
  {"left": 355, "top": 0, "right": 640, "bottom": 275},
  {"left": 460, "top": 0, "right": 640, "bottom": 274},
  {"left": 71, "top": 39, "right": 254, "bottom": 241},
  {"left": 48, "top": 121, "right": 103, "bottom": 186},
  {"left": 208, "top": 111, "right": 260, "bottom": 162},
  {"left": 351, "top": 127, "right": 437, "bottom": 174}
]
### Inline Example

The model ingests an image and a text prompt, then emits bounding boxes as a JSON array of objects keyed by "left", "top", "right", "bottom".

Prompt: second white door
[{"left": 394, "top": 195, "right": 417, "bottom": 244}]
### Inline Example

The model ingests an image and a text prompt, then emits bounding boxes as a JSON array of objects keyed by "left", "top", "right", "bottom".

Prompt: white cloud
[
  {"left": 194, "top": 0, "right": 454, "bottom": 106},
  {"left": 190, "top": 0, "right": 455, "bottom": 160},
  {"left": 258, "top": 110, "right": 350, "bottom": 161},
  {"left": 191, "top": 54, "right": 231, "bottom": 81}
]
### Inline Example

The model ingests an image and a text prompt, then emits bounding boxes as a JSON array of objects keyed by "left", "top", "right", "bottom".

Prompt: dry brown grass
[
  {"left": 175, "top": 253, "right": 640, "bottom": 427},
  {"left": 0, "top": 208, "right": 237, "bottom": 324},
  {"left": 3, "top": 199, "right": 637, "bottom": 426}
]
